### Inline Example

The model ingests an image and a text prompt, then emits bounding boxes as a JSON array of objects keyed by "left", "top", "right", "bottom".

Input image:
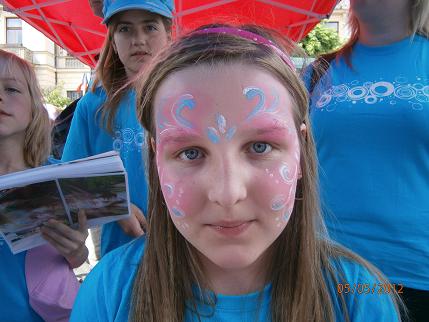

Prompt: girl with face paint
[
  {"left": 70, "top": 25, "right": 402, "bottom": 322},
  {"left": 62, "top": 0, "right": 173, "bottom": 257}
]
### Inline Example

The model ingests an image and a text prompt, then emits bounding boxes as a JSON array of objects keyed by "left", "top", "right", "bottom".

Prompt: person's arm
[{"left": 40, "top": 210, "right": 88, "bottom": 268}]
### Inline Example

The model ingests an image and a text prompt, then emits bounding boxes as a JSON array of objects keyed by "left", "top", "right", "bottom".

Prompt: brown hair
[
  {"left": 0, "top": 49, "right": 51, "bottom": 167},
  {"left": 131, "top": 25, "right": 402, "bottom": 322},
  {"left": 93, "top": 13, "right": 172, "bottom": 133}
]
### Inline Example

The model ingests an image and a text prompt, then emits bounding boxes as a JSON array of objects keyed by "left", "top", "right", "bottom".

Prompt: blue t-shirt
[
  {"left": 0, "top": 240, "right": 43, "bottom": 322},
  {"left": 70, "top": 238, "right": 399, "bottom": 322},
  {"left": 62, "top": 86, "right": 148, "bottom": 256},
  {"left": 0, "top": 157, "right": 60, "bottom": 322},
  {"left": 308, "top": 35, "right": 429, "bottom": 290}
]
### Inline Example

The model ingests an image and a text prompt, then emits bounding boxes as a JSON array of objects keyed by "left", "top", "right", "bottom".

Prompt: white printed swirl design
[{"left": 314, "top": 76, "right": 428, "bottom": 111}]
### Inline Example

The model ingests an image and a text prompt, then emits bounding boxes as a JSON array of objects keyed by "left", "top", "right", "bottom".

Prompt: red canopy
[{"left": 2, "top": 0, "right": 339, "bottom": 68}]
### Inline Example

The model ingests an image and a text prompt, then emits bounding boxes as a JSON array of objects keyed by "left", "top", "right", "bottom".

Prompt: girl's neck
[
  {"left": 0, "top": 137, "right": 27, "bottom": 175},
  {"left": 200, "top": 252, "right": 268, "bottom": 295},
  {"left": 358, "top": 19, "right": 411, "bottom": 46}
]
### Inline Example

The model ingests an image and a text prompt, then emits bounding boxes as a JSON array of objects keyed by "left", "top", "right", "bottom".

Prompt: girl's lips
[
  {"left": 0, "top": 111, "right": 12, "bottom": 117},
  {"left": 131, "top": 52, "right": 149, "bottom": 57},
  {"left": 208, "top": 220, "right": 254, "bottom": 237}
]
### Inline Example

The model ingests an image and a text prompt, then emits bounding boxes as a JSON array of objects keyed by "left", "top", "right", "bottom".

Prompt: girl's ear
[
  {"left": 297, "top": 123, "right": 307, "bottom": 179},
  {"left": 300, "top": 122, "right": 307, "bottom": 140},
  {"left": 150, "top": 137, "right": 156, "bottom": 153}
]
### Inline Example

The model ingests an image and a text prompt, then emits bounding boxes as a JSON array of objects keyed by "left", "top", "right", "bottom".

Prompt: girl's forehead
[
  {"left": 155, "top": 63, "right": 292, "bottom": 109},
  {"left": 0, "top": 58, "right": 27, "bottom": 84},
  {"left": 153, "top": 63, "right": 295, "bottom": 124}
]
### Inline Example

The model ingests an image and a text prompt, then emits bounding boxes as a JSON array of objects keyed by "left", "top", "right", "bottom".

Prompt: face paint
[
  {"left": 243, "top": 86, "right": 281, "bottom": 121},
  {"left": 153, "top": 63, "right": 302, "bottom": 279},
  {"left": 206, "top": 113, "right": 237, "bottom": 143}
]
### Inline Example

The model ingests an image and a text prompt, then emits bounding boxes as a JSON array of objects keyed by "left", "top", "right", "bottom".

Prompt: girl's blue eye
[
  {"left": 250, "top": 142, "right": 272, "bottom": 154},
  {"left": 179, "top": 148, "right": 202, "bottom": 161}
]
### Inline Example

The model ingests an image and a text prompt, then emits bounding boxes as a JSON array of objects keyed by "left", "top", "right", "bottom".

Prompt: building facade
[
  {"left": 0, "top": 4, "right": 91, "bottom": 102},
  {"left": 325, "top": 0, "right": 350, "bottom": 41}
]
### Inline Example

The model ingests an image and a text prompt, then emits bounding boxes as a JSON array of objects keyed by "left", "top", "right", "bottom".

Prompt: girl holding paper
[{"left": 0, "top": 49, "right": 88, "bottom": 322}]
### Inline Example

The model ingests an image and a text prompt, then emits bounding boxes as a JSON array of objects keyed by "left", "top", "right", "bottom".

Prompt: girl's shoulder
[
  {"left": 75, "top": 85, "right": 108, "bottom": 113},
  {"left": 70, "top": 237, "right": 145, "bottom": 321},
  {"left": 88, "top": 236, "right": 145, "bottom": 285}
]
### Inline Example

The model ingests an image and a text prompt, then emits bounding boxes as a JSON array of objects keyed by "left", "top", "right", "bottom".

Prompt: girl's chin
[{"left": 200, "top": 249, "right": 265, "bottom": 272}]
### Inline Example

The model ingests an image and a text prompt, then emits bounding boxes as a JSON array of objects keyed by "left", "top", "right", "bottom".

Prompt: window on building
[
  {"left": 65, "top": 57, "right": 85, "bottom": 68},
  {"left": 6, "top": 18, "right": 22, "bottom": 44},
  {"left": 67, "top": 90, "right": 82, "bottom": 101},
  {"left": 324, "top": 21, "right": 339, "bottom": 33}
]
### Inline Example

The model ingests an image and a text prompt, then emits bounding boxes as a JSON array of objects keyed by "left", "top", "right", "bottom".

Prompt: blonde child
[{"left": 0, "top": 49, "right": 88, "bottom": 321}]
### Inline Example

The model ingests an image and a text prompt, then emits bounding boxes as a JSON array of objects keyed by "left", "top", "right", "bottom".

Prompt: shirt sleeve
[{"left": 61, "top": 96, "right": 93, "bottom": 162}]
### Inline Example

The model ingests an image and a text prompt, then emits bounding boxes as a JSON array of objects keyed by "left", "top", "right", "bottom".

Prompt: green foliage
[
  {"left": 43, "top": 85, "right": 72, "bottom": 109},
  {"left": 299, "top": 22, "right": 342, "bottom": 57}
]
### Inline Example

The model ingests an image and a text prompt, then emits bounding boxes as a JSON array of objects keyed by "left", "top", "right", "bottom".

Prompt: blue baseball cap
[{"left": 102, "top": 0, "right": 175, "bottom": 24}]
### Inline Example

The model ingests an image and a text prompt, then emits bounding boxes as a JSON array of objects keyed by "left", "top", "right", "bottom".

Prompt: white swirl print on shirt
[
  {"left": 112, "top": 127, "right": 146, "bottom": 161},
  {"left": 313, "top": 75, "right": 429, "bottom": 112}
]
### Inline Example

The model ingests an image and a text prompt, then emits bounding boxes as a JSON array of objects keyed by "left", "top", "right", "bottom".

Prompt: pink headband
[{"left": 194, "top": 27, "right": 295, "bottom": 71}]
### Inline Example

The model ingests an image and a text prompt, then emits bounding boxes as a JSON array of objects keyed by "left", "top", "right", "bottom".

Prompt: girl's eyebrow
[
  {"left": 1, "top": 77, "right": 21, "bottom": 82},
  {"left": 255, "top": 126, "right": 290, "bottom": 136},
  {"left": 158, "top": 129, "right": 202, "bottom": 145}
]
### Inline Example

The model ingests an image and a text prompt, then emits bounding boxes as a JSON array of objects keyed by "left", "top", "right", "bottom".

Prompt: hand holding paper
[
  {"left": 41, "top": 210, "right": 89, "bottom": 268},
  {"left": 117, "top": 203, "right": 147, "bottom": 237}
]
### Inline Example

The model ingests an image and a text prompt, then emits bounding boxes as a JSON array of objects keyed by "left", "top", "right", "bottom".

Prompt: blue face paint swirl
[
  {"left": 225, "top": 126, "right": 237, "bottom": 141},
  {"left": 172, "top": 207, "right": 185, "bottom": 217},
  {"left": 216, "top": 113, "right": 227, "bottom": 134},
  {"left": 243, "top": 87, "right": 265, "bottom": 121},
  {"left": 265, "top": 90, "right": 279, "bottom": 112},
  {"left": 206, "top": 113, "right": 237, "bottom": 143},
  {"left": 173, "top": 94, "right": 196, "bottom": 129},
  {"left": 207, "top": 127, "right": 220, "bottom": 144}
]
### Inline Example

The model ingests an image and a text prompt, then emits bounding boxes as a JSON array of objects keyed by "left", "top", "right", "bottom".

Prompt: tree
[
  {"left": 43, "top": 85, "right": 72, "bottom": 109},
  {"left": 299, "top": 22, "right": 342, "bottom": 57}
]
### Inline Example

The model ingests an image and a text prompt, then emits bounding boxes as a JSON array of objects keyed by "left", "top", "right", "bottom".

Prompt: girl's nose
[
  {"left": 207, "top": 157, "right": 247, "bottom": 208},
  {"left": 132, "top": 29, "right": 147, "bottom": 46}
]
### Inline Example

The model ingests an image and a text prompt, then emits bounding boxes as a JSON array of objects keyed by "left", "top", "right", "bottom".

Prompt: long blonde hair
[
  {"left": 94, "top": 13, "right": 172, "bottom": 133},
  {"left": 131, "top": 25, "right": 401, "bottom": 322},
  {"left": 0, "top": 50, "right": 51, "bottom": 167}
]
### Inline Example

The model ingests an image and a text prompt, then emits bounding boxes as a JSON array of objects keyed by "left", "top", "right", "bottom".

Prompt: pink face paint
[{"left": 152, "top": 64, "right": 303, "bottom": 277}]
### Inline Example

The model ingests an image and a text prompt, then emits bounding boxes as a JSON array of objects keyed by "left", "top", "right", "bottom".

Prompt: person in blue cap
[{"left": 62, "top": 0, "right": 174, "bottom": 257}]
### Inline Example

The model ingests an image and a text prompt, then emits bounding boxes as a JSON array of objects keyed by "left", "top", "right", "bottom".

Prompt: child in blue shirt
[
  {"left": 71, "top": 25, "right": 402, "bottom": 321},
  {"left": 62, "top": 0, "right": 174, "bottom": 256},
  {"left": 0, "top": 50, "right": 88, "bottom": 321}
]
